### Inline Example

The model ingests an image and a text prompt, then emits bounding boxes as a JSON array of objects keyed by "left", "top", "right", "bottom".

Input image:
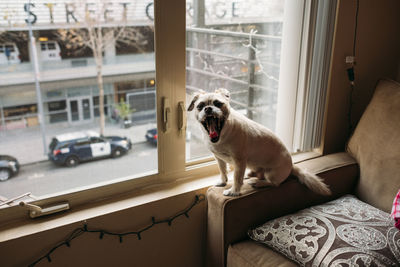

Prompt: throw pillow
[{"left": 248, "top": 195, "right": 400, "bottom": 266}]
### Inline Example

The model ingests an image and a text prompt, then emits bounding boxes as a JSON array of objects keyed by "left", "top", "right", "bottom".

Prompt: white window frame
[
  {"left": 276, "top": 0, "right": 337, "bottom": 152},
  {"left": 0, "top": 0, "right": 336, "bottom": 224},
  {"left": 276, "top": 0, "right": 308, "bottom": 151}
]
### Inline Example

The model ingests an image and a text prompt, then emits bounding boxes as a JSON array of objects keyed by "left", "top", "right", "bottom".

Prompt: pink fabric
[
  {"left": 395, "top": 220, "right": 400, "bottom": 230},
  {"left": 391, "top": 189, "right": 400, "bottom": 230}
]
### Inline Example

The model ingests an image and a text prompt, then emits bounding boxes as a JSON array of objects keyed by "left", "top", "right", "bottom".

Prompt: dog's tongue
[
  {"left": 209, "top": 130, "right": 218, "bottom": 139},
  {"left": 208, "top": 120, "right": 219, "bottom": 139}
]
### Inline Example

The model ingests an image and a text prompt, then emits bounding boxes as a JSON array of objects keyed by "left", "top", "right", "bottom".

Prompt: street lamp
[{"left": 27, "top": 0, "right": 47, "bottom": 154}]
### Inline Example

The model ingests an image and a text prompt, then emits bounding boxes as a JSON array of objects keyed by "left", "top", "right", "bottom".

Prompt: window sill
[
  {"left": 0, "top": 174, "right": 218, "bottom": 243},
  {"left": 292, "top": 150, "right": 321, "bottom": 163}
]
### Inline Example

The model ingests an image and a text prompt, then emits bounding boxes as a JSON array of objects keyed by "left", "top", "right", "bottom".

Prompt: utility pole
[
  {"left": 247, "top": 37, "right": 256, "bottom": 120},
  {"left": 28, "top": 1, "right": 47, "bottom": 154},
  {"left": 0, "top": 99, "right": 5, "bottom": 132},
  {"left": 193, "top": 0, "right": 205, "bottom": 28},
  {"left": 192, "top": 0, "right": 207, "bottom": 89}
]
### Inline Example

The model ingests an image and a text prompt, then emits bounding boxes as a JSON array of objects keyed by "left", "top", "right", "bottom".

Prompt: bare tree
[
  {"left": 0, "top": 31, "right": 28, "bottom": 43},
  {"left": 57, "top": 1, "right": 151, "bottom": 135}
]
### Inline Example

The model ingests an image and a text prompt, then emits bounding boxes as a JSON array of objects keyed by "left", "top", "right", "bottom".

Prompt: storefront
[
  {"left": 0, "top": 75, "right": 156, "bottom": 130},
  {"left": 42, "top": 84, "right": 114, "bottom": 125}
]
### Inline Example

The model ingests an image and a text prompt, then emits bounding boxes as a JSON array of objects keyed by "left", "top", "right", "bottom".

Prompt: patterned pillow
[{"left": 248, "top": 195, "right": 400, "bottom": 266}]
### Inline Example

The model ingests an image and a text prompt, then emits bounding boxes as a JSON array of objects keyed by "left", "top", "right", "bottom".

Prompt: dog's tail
[{"left": 291, "top": 165, "right": 331, "bottom": 195}]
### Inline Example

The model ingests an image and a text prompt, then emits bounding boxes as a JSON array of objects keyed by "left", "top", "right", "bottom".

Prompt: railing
[
  {"left": 0, "top": 53, "right": 155, "bottom": 74},
  {"left": 186, "top": 27, "right": 282, "bottom": 129}
]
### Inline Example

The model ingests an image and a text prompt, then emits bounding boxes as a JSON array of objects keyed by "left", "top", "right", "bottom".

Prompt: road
[{"left": 0, "top": 142, "right": 158, "bottom": 199}]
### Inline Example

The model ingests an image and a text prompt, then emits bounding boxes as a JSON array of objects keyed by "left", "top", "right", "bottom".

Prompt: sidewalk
[{"left": 0, "top": 120, "right": 156, "bottom": 165}]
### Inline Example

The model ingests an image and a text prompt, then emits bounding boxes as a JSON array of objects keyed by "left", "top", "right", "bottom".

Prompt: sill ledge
[{"left": 0, "top": 174, "right": 219, "bottom": 243}]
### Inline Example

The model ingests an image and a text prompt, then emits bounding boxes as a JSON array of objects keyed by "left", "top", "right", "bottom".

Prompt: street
[{"left": 0, "top": 142, "right": 158, "bottom": 199}]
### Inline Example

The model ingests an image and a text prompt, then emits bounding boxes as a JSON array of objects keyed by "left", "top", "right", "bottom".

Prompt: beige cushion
[
  {"left": 248, "top": 195, "right": 400, "bottom": 266},
  {"left": 347, "top": 79, "right": 400, "bottom": 212},
  {"left": 227, "top": 240, "right": 297, "bottom": 267}
]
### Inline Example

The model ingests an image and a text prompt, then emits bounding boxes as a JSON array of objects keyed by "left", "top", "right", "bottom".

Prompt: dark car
[
  {"left": 0, "top": 155, "right": 20, "bottom": 181},
  {"left": 48, "top": 131, "right": 132, "bottom": 167},
  {"left": 145, "top": 128, "right": 191, "bottom": 145},
  {"left": 145, "top": 128, "right": 158, "bottom": 145}
]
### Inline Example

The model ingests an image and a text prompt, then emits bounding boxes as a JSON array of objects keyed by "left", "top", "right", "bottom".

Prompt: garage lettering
[
  {"left": 24, "top": 3, "right": 37, "bottom": 24},
  {"left": 17, "top": 1, "right": 241, "bottom": 26},
  {"left": 21, "top": 1, "right": 149, "bottom": 25}
]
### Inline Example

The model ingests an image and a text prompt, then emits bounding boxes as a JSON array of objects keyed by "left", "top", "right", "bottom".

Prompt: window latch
[
  {"left": 162, "top": 97, "right": 171, "bottom": 133},
  {"left": 19, "top": 201, "right": 70, "bottom": 218},
  {"left": 178, "top": 101, "right": 186, "bottom": 136}
]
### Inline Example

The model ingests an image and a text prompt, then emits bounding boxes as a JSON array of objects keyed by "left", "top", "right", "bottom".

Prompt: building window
[{"left": 47, "top": 100, "right": 68, "bottom": 123}]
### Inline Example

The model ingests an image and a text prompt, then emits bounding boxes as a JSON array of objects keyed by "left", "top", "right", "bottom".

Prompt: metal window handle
[
  {"left": 19, "top": 201, "right": 70, "bottom": 218},
  {"left": 162, "top": 97, "right": 171, "bottom": 133},
  {"left": 178, "top": 101, "right": 186, "bottom": 134}
]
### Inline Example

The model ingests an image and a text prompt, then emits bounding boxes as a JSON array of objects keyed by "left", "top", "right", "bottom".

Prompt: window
[
  {"left": 0, "top": 0, "right": 335, "bottom": 222},
  {"left": 185, "top": 0, "right": 335, "bottom": 160},
  {"left": 47, "top": 42, "right": 56, "bottom": 50},
  {"left": 5, "top": 44, "right": 15, "bottom": 52},
  {"left": 75, "top": 139, "right": 91, "bottom": 147},
  {"left": 186, "top": 0, "right": 285, "bottom": 161}
]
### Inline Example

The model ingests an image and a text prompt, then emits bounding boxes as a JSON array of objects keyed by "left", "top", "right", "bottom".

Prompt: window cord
[
  {"left": 347, "top": 0, "right": 359, "bottom": 135},
  {"left": 28, "top": 194, "right": 205, "bottom": 267}
]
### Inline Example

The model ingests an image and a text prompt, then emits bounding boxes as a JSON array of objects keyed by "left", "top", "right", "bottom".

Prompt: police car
[{"left": 48, "top": 131, "right": 132, "bottom": 167}]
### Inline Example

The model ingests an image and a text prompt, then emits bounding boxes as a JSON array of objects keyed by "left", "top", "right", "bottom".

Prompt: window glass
[
  {"left": 46, "top": 100, "right": 68, "bottom": 123},
  {"left": 90, "top": 137, "right": 103, "bottom": 144},
  {"left": 49, "top": 138, "right": 58, "bottom": 151},
  {"left": 47, "top": 42, "right": 56, "bottom": 50},
  {"left": 5, "top": 44, "right": 15, "bottom": 52},
  {"left": 75, "top": 139, "right": 91, "bottom": 147},
  {"left": 186, "top": 0, "right": 284, "bottom": 162},
  {"left": 0, "top": 0, "right": 157, "bottom": 201}
]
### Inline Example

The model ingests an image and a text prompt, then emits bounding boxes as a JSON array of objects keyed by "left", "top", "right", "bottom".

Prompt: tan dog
[{"left": 188, "top": 88, "right": 331, "bottom": 197}]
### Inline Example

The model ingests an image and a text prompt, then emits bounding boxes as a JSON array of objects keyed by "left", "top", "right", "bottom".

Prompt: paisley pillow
[{"left": 248, "top": 195, "right": 400, "bottom": 266}]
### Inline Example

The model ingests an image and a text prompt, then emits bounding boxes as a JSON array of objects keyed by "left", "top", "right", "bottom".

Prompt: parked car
[
  {"left": 0, "top": 155, "right": 20, "bottom": 181},
  {"left": 145, "top": 128, "right": 191, "bottom": 145},
  {"left": 145, "top": 128, "right": 158, "bottom": 145},
  {"left": 48, "top": 131, "right": 132, "bottom": 167}
]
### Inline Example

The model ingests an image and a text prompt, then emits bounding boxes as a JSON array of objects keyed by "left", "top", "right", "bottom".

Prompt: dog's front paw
[
  {"left": 215, "top": 182, "right": 227, "bottom": 187},
  {"left": 223, "top": 188, "right": 240, "bottom": 197}
]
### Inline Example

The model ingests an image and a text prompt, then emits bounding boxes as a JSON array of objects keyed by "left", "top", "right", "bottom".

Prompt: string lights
[{"left": 29, "top": 194, "right": 205, "bottom": 267}]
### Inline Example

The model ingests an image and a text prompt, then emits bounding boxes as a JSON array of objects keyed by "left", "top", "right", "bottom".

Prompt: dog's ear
[
  {"left": 215, "top": 88, "right": 230, "bottom": 99},
  {"left": 187, "top": 95, "right": 199, "bottom": 111},
  {"left": 188, "top": 90, "right": 205, "bottom": 111}
]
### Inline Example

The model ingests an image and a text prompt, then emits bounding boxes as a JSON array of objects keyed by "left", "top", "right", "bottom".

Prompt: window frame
[
  {"left": 0, "top": 0, "right": 335, "bottom": 224},
  {"left": 0, "top": 0, "right": 218, "bottom": 224}
]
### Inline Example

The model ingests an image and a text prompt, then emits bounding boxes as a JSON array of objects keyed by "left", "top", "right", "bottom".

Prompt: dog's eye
[
  {"left": 213, "top": 100, "right": 223, "bottom": 108},
  {"left": 197, "top": 102, "right": 205, "bottom": 111}
]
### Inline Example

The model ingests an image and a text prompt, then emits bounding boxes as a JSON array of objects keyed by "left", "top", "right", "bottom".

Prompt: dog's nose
[{"left": 205, "top": 107, "right": 212, "bottom": 114}]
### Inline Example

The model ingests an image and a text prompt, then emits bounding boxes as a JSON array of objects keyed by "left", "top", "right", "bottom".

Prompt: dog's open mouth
[{"left": 202, "top": 115, "right": 225, "bottom": 143}]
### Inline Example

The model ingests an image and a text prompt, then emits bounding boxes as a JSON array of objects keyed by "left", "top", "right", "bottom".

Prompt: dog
[{"left": 187, "top": 88, "right": 331, "bottom": 197}]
